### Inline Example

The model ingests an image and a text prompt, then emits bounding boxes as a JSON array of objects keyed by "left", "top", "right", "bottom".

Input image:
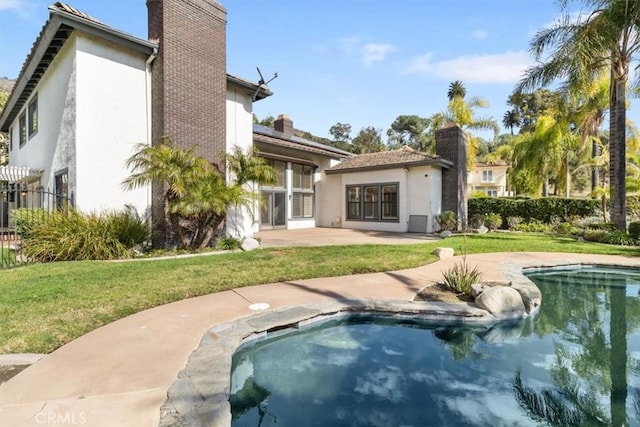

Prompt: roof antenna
[{"left": 253, "top": 67, "right": 278, "bottom": 101}]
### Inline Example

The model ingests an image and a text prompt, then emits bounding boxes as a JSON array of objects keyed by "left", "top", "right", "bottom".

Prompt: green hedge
[{"left": 468, "top": 197, "right": 599, "bottom": 228}]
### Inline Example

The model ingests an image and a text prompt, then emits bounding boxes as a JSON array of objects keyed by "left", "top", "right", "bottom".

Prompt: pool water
[{"left": 229, "top": 265, "right": 640, "bottom": 426}]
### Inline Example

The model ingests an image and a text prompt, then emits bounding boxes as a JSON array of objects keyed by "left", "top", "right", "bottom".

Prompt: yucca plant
[{"left": 440, "top": 257, "right": 483, "bottom": 296}]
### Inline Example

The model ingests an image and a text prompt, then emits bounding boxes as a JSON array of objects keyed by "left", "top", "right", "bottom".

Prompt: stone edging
[{"left": 158, "top": 258, "right": 640, "bottom": 426}]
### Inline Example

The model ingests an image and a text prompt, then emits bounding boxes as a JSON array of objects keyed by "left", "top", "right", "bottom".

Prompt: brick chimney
[
  {"left": 435, "top": 123, "right": 468, "bottom": 231},
  {"left": 274, "top": 114, "right": 293, "bottom": 135},
  {"left": 147, "top": 0, "right": 227, "bottom": 246}
]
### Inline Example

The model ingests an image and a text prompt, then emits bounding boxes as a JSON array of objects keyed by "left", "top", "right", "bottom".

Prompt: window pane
[
  {"left": 28, "top": 96, "right": 38, "bottom": 137},
  {"left": 292, "top": 193, "right": 302, "bottom": 217},
  {"left": 269, "top": 160, "right": 285, "bottom": 188},
  {"left": 19, "top": 114, "right": 26, "bottom": 146},
  {"left": 303, "top": 193, "right": 313, "bottom": 217},
  {"left": 347, "top": 186, "right": 361, "bottom": 219},
  {"left": 363, "top": 186, "right": 378, "bottom": 219},
  {"left": 381, "top": 185, "right": 398, "bottom": 220},
  {"left": 302, "top": 165, "right": 312, "bottom": 189}
]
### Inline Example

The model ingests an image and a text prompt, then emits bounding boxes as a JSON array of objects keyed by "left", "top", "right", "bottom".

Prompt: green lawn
[{"left": 0, "top": 233, "right": 638, "bottom": 354}]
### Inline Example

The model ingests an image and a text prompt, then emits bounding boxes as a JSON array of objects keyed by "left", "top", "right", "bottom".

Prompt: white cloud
[
  {"left": 361, "top": 43, "right": 395, "bottom": 66},
  {"left": 403, "top": 50, "right": 533, "bottom": 84},
  {"left": 472, "top": 29, "right": 488, "bottom": 40},
  {"left": 339, "top": 36, "right": 362, "bottom": 54}
]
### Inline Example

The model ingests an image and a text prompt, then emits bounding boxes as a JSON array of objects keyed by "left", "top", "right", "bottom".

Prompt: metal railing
[{"left": 0, "top": 185, "right": 73, "bottom": 268}]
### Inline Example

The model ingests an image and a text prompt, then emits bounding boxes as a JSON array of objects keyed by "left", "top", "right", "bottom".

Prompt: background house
[{"left": 468, "top": 161, "right": 510, "bottom": 197}]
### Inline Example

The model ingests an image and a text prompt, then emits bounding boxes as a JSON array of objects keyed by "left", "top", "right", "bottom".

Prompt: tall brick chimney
[
  {"left": 274, "top": 114, "right": 293, "bottom": 135},
  {"left": 435, "top": 123, "right": 468, "bottom": 231},
  {"left": 147, "top": 0, "right": 227, "bottom": 246}
]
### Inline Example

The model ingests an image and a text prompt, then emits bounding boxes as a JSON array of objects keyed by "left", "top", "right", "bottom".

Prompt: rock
[
  {"left": 470, "top": 280, "right": 511, "bottom": 298},
  {"left": 511, "top": 284, "right": 542, "bottom": 314},
  {"left": 432, "top": 247, "right": 454, "bottom": 259},
  {"left": 439, "top": 230, "right": 452, "bottom": 238},
  {"left": 476, "top": 225, "right": 488, "bottom": 234},
  {"left": 470, "top": 283, "right": 484, "bottom": 298},
  {"left": 240, "top": 237, "right": 260, "bottom": 252},
  {"left": 475, "top": 286, "right": 526, "bottom": 317}
]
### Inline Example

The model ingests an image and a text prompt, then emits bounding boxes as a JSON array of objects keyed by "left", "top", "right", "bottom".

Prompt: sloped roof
[
  {"left": 253, "top": 124, "right": 351, "bottom": 159},
  {"left": 325, "top": 146, "right": 451, "bottom": 174},
  {"left": 0, "top": 2, "right": 157, "bottom": 131}
]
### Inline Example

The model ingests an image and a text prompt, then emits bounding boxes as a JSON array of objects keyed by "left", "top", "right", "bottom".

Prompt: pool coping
[{"left": 157, "top": 257, "right": 605, "bottom": 427}]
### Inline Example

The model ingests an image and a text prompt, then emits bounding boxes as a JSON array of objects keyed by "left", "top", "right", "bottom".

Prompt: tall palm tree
[
  {"left": 517, "top": 0, "right": 640, "bottom": 231},
  {"left": 502, "top": 109, "right": 521, "bottom": 136},
  {"left": 447, "top": 80, "right": 466, "bottom": 101}
]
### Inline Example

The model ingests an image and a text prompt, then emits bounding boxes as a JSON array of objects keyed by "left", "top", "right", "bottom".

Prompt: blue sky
[{"left": 1, "top": 0, "right": 636, "bottom": 142}]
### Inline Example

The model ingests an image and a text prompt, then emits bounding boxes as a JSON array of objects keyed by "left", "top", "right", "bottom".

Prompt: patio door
[{"left": 261, "top": 191, "right": 286, "bottom": 229}]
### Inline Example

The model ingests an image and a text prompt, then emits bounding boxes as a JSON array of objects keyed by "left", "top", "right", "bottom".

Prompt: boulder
[
  {"left": 475, "top": 286, "right": 526, "bottom": 317},
  {"left": 439, "top": 230, "right": 452, "bottom": 238},
  {"left": 511, "top": 284, "right": 542, "bottom": 314},
  {"left": 240, "top": 237, "right": 260, "bottom": 252},
  {"left": 470, "top": 280, "right": 511, "bottom": 298},
  {"left": 474, "top": 225, "right": 488, "bottom": 234},
  {"left": 432, "top": 247, "right": 454, "bottom": 259}
]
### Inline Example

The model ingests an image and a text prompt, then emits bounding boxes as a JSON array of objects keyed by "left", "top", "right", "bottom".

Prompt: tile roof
[
  {"left": 326, "top": 146, "right": 450, "bottom": 174},
  {"left": 51, "top": 2, "right": 103, "bottom": 24}
]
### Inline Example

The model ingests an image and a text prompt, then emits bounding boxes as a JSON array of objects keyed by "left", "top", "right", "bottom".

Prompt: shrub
[
  {"left": 552, "top": 222, "right": 580, "bottom": 236},
  {"left": 20, "top": 207, "right": 149, "bottom": 262},
  {"left": 629, "top": 221, "right": 640, "bottom": 240},
  {"left": 605, "top": 230, "right": 635, "bottom": 246},
  {"left": 216, "top": 236, "right": 241, "bottom": 250},
  {"left": 11, "top": 208, "right": 48, "bottom": 237},
  {"left": 586, "top": 222, "right": 617, "bottom": 231},
  {"left": 440, "top": 257, "right": 482, "bottom": 296},
  {"left": 515, "top": 220, "right": 551, "bottom": 233},
  {"left": 469, "top": 213, "right": 485, "bottom": 229},
  {"left": 437, "top": 211, "right": 458, "bottom": 232},
  {"left": 485, "top": 213, "right": 502, "bottom": 231},
  {"left": 507, "top": 216, "right": 523, "bottom": 230},
  {"left": 468, "top": 197, "right": 598, "bottom": 225},
  {"left": 583, "top": 229, "right": 609, "bottom": 243},
  {"left": 105, "top": 205, "right": 150, "bottom": 248}
]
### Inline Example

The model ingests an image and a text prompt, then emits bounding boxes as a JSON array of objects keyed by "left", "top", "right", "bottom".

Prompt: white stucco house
[
  {"left": 468, "top": 161, "right": 510, "bottom": 197},
  {"left": 0, "top": 1, "right": 469, "bottom": 243}
]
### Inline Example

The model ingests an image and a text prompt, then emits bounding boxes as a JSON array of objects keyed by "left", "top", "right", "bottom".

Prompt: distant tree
[
  {"left": 252, "top": 114, "right": 275, "bottom": 128},
  {"left": 328, "top": 122, "right": 353, "bottom": 151},
  {"left": 352, "top": 126, "right": 385, "bottom": 154},
  {"left": 386, "top": 115, "right": 432, "bottom": 151},
  {"left": 502, "top": 109, "right": 521, "bottom": 135},
  {"left": 447, "top": 80, "right": 466, "bottom": 101},
  {"left": 507, "top": 89, "right": 561, "bottom": 133}
]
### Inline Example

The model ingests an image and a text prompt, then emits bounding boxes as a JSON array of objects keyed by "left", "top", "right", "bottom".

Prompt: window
[
  {"left": 346, "top": 183, "right": 399, "bottom": 222},
  {"left": 487, "top": 189, "right": 498, "bottom": 197},
  {"left": 482, "top": 170, "right": 493, "bottom": 182},
  {"left": 19, "top": 113, "right": 26, "bottom": 147},
  {"left": 292, "top": 163, "right": 314, "bottom": 218},
  {"left": 28, "top": 95, "right": 38, "bottom": 138},
  {"left": 55, "top": 169, "right": 69, "bottom": 209},
  {"left": 263, "top": 159, "right": 286, "bottom": 188}
]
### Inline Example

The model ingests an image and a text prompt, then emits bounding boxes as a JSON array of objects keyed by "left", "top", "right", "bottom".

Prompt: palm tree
[
  {"left": 447, "top": 80, "right": 466, "bottom": 101},
  {"left": 225, "top": 146, "right": 276, "bottom": 187},
  {"left": 123, "top": 140, "right": 252, "bottom": 249},
  {"left": 502, "top": 110, "right": 521, "bottom": 136},
  {"left": 517, "top": 0, "right": 640, "bottom": 231}
]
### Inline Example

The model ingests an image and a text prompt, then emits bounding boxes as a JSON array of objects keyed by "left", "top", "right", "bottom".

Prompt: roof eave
[
  {"left": 1, "top": 10, "right": 157, "bottom": 131},
  {"left": 227, "top": 74, "right": 273, "bottom": 101},
  {"left": 326, "top": 158, "right": 451, "bottom": 175}
]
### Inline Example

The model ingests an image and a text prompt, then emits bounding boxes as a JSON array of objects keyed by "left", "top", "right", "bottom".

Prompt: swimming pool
[{"left": 230, "top": 265, "right": 640, "bottom": 426}]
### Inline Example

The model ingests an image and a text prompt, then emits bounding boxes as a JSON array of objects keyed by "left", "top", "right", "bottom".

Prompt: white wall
[
  {"left": 316, "top": 159, "right": 343, "bottom": 228},
  {"left": 429, "top": 167, "right": 443, "bottom": 232},
  {"left": 75, "top": 33, "right": 150, "bottom": 214},
  {"left": 225, "top": 86, "right": 257, "bottom": 238},
  {"left": 407, "top": 165, "right": 439, "bottom": 233},
  {"left": 9, "top": 34, "right": 78, "bottom": 196}
]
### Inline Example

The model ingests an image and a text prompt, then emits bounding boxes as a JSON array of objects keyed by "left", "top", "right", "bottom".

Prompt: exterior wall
[
  {"left": 8, "top": 34, "right": 77, "bottom": 196},
  {"left": 225, "top": 86, "right": 256, "bottom": 237},
  {"left": 74, "top": 34, "right": 150, "bottom": 213},
  {"left": 468, "top": 165, "right": 509, "bottom": 197},
  {"left": 316, "top": 159, "right": 343, "bottom": 228},
  {"left": 429, "top": 167, "right": 443, "bottom": 232},
  {"left": 407, "top": 165, "right": 440, "bottom": 233}
]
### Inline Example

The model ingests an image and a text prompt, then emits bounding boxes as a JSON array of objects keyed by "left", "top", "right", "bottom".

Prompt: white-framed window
[
  {"left": 346, "top": 183, "right": 399, "bottom": 222},
  {"left": 482, "top": 170, "right": 493, "bottom": 182},
  {"left": 292, "top": 163, "right": 314, "bottom": 218},
  {"left": 487, "top": 189, "right": 498, "bottom": 197}
]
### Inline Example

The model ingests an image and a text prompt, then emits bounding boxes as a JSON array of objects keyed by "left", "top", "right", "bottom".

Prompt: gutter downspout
[{"left": 145, "top": 47, "right": 158, "bottom": 218}]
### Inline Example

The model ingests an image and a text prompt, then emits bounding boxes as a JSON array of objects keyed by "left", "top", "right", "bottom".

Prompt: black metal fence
[{"left": 0, "top": 185, "right": 73, "bottom": 268}]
